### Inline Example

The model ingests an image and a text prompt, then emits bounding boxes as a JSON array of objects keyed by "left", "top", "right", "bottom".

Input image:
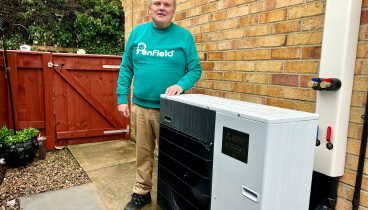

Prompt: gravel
[{"left": 0, "top": 148, "right": 91, "bottom": 210}]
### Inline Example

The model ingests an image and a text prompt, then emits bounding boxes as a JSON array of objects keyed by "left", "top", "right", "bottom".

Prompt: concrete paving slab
[
  {"left": 87, "top": 159, "right": 158, "bottom": 210},
  {"left": 20, "top": 183, "right": 104, "bottom": 210},
  {"left": 68, "top": 140, "right": 136, "bottom": 171},
  {"left": 69, "top": 140, "right": 158, "bottom": 210}
]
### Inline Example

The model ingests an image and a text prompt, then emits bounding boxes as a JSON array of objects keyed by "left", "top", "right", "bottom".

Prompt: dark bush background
[{"left": 0, "top": 0, "right": 124, "bottom": 55}]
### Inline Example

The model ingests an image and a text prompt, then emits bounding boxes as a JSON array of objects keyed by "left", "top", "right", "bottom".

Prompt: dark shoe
[{"left": 124, "top": 193, "right": 151, "bottom": 210}]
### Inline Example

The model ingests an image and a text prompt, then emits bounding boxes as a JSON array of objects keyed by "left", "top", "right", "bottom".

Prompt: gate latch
[{"left": 48, "top": 61, "right": 59, "bottom": 68}]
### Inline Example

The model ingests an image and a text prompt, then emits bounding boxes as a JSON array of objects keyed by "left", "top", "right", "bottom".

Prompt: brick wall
[{"left": 121, "top": 0, "right": 368, "bottom": 209}]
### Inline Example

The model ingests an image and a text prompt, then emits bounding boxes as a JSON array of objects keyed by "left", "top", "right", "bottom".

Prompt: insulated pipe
[
  {"left": 309, "top": 0, "right": 362, "bottom": 208},
  {"left": 313, "top": 0, "right": 362, "bottom": 176},
  {"left": 352, "top": 93, "right": 368, "bottom": 210}
]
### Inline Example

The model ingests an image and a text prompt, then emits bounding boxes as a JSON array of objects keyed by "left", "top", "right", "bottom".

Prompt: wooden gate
[{"left": 0, "top": 51, "right": 130, "bottom": 150}]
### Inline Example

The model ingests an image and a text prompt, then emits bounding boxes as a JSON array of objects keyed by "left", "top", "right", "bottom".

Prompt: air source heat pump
[{"left": 158, "top": 94, "right": 318, "bottom": 210}]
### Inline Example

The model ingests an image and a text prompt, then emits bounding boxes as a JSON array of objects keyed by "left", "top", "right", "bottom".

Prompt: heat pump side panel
[{"left": 261, "top": 119, "right": 317, "bottom": 210}]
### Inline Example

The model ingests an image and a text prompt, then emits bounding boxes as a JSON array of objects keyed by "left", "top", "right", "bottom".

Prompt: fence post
[{"left": 42, "top": 53, "right": 55, "bottom": 150}]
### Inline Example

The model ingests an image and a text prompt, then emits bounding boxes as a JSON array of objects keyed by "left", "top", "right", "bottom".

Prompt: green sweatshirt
[{"left": 116, "top": 22, "right": 202, "bottom": 108}]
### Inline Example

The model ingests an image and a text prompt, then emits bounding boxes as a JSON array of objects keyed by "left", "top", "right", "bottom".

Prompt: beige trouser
[{"left": 132, "top": 104, "right": 160, "bottom": 195}]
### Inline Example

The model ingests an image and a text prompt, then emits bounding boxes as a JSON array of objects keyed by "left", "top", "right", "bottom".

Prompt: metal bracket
[
  {"left": 103, "top": 128, "right": 129, "bottom": 135},
  {"left": 102, "top": 65, "right": 120, "bottom": 69},
  {"left": 48, "top": 61, "right": 59, "bottom": 68}
]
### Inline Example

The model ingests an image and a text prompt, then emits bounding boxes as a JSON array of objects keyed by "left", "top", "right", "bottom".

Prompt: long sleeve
[{"left": 116, "top": 31, "right": 135, "bottom": 104}]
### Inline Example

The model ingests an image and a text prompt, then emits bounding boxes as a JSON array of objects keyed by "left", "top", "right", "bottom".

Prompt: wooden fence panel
[
  {"left": 52, "top": 54, "right": 128, "bottom": 146},
  {"left": 16, "top": 53, "right": 45, "bottom": 129},
  {"left": 0, "top": 51, "right": 47, "bottom": 138},
  {"left": 0, "top": 50, "right": 129, "bottom": 149}
]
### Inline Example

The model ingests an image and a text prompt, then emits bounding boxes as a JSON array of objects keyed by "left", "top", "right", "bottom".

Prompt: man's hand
[
  {"left": 118, "top": 104, "right": 130, "bottom": 117},
  {"left": 165, "top": 84, "right": 183, "bottom": 96}
]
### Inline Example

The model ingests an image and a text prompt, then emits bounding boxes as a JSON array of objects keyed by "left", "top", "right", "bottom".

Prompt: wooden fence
[{"left": 0, "top": 50, "right": 129, "bottom": 150}]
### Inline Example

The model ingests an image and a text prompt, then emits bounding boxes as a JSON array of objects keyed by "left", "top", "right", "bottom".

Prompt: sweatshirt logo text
[{"left": 136, "top": 42, "right": 175, "bottom": 57}]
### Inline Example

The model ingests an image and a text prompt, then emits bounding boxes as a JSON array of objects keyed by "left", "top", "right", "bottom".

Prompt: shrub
[
  {"left": 0, "top": 127, "right": 39, "bottom": 146},
  {"left": 0, "top": 0, "right": 124, "bottom": 55}
]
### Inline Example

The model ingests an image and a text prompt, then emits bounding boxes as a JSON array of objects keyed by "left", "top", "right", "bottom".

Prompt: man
[{"left": 116, "top": 0, "right": 202, "bottom": 209}]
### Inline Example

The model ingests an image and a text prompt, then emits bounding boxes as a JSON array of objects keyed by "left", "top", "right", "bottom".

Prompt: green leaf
[{"left": 1, "top": 0, "right": 125, "bottom": 55}]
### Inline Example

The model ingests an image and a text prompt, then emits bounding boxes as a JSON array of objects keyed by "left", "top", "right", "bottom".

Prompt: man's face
[{"left": 149, "top": 0, "right": 175, "bottom": 29}]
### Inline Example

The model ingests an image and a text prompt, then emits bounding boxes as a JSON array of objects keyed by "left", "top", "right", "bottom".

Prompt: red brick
[
  {"left": 285, "top": 61, "right": 319, "bottom": 74},
  {"left": 256, "top": 61, "right": 283, "bottom": 72},
  {"left": 288, "top": 2, "right": 325, "bottom": 19},
  {"left": 206, "top": 72, "right": 223, "bottom": 80},
  {"left": 241, "top": 95, "right": 267, "bottom": 104},
  {"left": 283, "top": 87, "right": 316, "bottom": 101},
  {"left": 244, "top": 73, "right": 268, "bottom": 84},
  {"left": 236, "top": 38, "right": 259, "bottom": 49},
  {"left": 213, "top": 81, "right": 234, "bottom": 91},
  {"left": 294, "top": 101, "right": 315, "bottom": 113},
  {"left": 359, "top": 25, "right": 368, "bottom": 41},
  {"left": 211, "top": 11, "right": 227, "bottom": 21},
  {"left": 271, "top": 48, "right": 301, "bottom": 59},
  {"left": 266, "top": 98, "right": 296, "bottom": 109},
  {"left": 302, "top": 46, "right": 322, "bottom": 59},
  {"left": 286, "top": 32, "right": 323, "bottom": 45},
  {"left": 271, "top": 74, "right": 298, "bottom": 86},
  {"left": 233, "top": 83, "right": 255, "bottom": 94},
  {"left": 194, "top": 34, "right": 202, "bottom": 43},
  {"left": 201, "top": 2, "right": 217, "bottom": 14},
  {"left": 302, "top": 16, "right": 324, "bottom": 31},
  {"left": 194, "top": 0, "right": 208, "bottom": 7},
  {"left": 276, "top": 0, "right": 303, "bottom": 8},
  {"left": 260, "top": 9, "right": 287, "bottom": 23},
  {"left": 223, "top": 92, "right": 242, "bottom": 101},
  {"left": 224, "top": 72, "right": 244, "bottom": 82},
  {"left": 357, "top": 43, "right": 368, "bottom": 58},
  {"left": 300, "top": 75, "right": 317, "bottom": 88},
  {"left": 353, "top": 76, "right": 368, "bottom": 91},
  {"left": 174, "top": 12, "right": 186, "bottom": 21},
  {"left": 364, "top": 0, "right": 368, "bottom": 6},
  {"left": 239, "top": 15, "right": 260, "bottom": 26},
  {"left": 190, "top": 88, "right": 205, "bottom": 94},
  {"left": 208, "top": 52, "right": 223, "bottom": 60},
  {"left": 217, "top": 40, "right": 236, "bottom": 50},
  {"left": 361, "top": 10, "right": 368, "bottom": 25},
  {"left": 204, "top": 89, "right": 224, "bottom": 98},
  {"left": 271, "top": 20, "right": 301, "bottom": 34},
  {"left": 355, "top": 60, "right": 363, "bottom": 75},
  {"left": 218, "top": 0, "right": 236, "bottom": 10},
  {"left": 265, "top": 0, "right": 276, "bottom": 10},
  {"left": 201, "top": 62, "right": 214, "bottom": 71},
  {"left": 196, "top": 80, "right": 214, "bottom": 89},
  {"left": 255, "top": 85, "right": 283, "bottom": 97}
]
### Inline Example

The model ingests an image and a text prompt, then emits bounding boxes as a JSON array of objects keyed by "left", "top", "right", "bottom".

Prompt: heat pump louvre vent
[{"left": 160, "top": 98, "right": 215, "bottom": 143}]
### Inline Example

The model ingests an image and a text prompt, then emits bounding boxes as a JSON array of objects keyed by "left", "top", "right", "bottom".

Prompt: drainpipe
[{"left": 352, "top": 93, "right": 368, "bottom": 210}]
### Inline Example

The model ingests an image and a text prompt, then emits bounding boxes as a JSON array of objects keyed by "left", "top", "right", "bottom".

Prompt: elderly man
[{"left": 116, "top": 0, "right": 202, "bottom": 209}]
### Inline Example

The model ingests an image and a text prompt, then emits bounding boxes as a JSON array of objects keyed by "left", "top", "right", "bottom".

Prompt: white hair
[{"left": 149, "top": 0, "right": 176, "bottom": 8}]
